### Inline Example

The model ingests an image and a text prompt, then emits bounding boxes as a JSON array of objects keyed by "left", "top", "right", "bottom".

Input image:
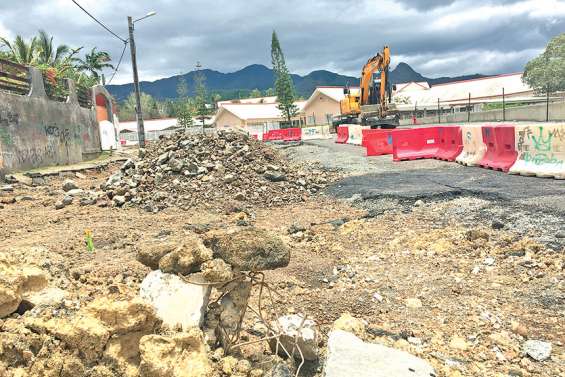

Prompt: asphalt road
[{"left": 283, "top": 138, "right": 565, "bottom": 249}]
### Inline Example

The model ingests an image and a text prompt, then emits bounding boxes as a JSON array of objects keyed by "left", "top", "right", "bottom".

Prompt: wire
[
  {"left": 107, "top": 41, "right": 128, "bottom": 84},
  {"left": 71, "top": 0, "right": 127, "bottom": 43}
]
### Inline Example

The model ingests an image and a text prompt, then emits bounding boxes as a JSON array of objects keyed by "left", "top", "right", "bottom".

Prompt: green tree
[
  {"left": 120, "top": 92, "right": 160, "bottom": 121},
  {"left": 193, "top": 64, "right": 210, "bottom": 127},
  {"left": 0, "top": 35, "right": 38, "bottom": 65},
  {"left": 523, "top": 33, "right": 565, "bottom": 95},
  {"left": 265, "top": 87, "right": 275, "bottom": 96},
  {"left": 271, "top": 31, "right": 298, "bottom": 125},
  {"left": 75, "top": 47, "right": 114, "bottom": 81},
  {"left": 250, "top": 88, "right": 262, "bottom": 98},
  {"left": 35, "top": 30, "right": 81, "bottom": 75},
  {"left": 176, "top": 77, "right": 194, "bottom": 128}
]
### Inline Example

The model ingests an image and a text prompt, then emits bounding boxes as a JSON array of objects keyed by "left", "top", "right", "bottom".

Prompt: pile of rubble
[{"left": 102, "top": 130, "right": 337, "bottom": 212}]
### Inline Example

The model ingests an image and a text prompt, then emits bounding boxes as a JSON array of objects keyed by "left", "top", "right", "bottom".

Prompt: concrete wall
[
  {"left": 215, "top": 109, "right": 245, "bottom": 129},
  {"left": 401, "top": 100, "right": 565, "bottom": 126},
  {"left": 303, "top": 93, "right": 340, "bottom": 126},
  {"left": 0, "top": 67, "right": 101, "bottom": 176}
]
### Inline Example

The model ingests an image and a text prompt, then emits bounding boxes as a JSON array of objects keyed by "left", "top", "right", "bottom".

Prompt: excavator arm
[{"left": 360, "top": 46, "right": 390, "bottom": 112}]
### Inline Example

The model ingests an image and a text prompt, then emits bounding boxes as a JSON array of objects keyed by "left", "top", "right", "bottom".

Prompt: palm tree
[
  {"left": 0, "top": 35, "right": 38, "bottom": 65},
  {"left": 75, "top": 47, "right": 114, "bottom": 81}
]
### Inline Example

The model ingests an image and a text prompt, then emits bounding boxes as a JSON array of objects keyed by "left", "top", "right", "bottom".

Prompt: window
[
  {"left": 307, "top": 116, "right": 315, "bottom": 125},
  {"left": 325, "top": 114, "right": 333, "bottom": 124}
]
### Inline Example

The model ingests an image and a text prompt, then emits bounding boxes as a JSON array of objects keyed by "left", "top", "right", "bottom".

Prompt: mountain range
[{"left": 106, "top": 62, "right": 485, "bottom": 101}]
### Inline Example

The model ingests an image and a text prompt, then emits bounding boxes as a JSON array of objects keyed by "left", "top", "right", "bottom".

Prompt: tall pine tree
[{"left": 271, "top": 31, "right": 298, "bottom": 126}]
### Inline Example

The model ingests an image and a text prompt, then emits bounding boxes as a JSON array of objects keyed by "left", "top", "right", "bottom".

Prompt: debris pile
[{"left": 102, "top": 130, "right": 337, "bottom": 211}]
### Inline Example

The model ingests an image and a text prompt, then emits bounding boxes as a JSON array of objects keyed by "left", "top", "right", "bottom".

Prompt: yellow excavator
[{"left": 333, "top": 46, "right": 399, "bottom": 129}]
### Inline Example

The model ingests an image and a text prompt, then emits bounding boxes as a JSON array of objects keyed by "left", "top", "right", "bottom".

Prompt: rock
[
  {"left": 483, "top": 256, "right": 495, "bottom": 266},
  {"left": 265, "top": 362, "right": 292, "bottom": 377},
  {"left": 62, "top": 179, "right": 78, "bottom": 192},
  {"left": 158, "top": 236, "right": 213, "bottom": 275},
  {"left": 23, "top": 287, "right": 68, "bottom": 308},
  {"left": 121, "top": 159, "right": 135, "bottom": 171},
  {"left": 136, "top": 240, "right": 178, "bottom": 270},
  {"left": 413, "top": 199, "right": 424, "bottom": 207},
  {"left": 168, "top": 158, "right": 184, "bottom": 172},
  {"left": 67, "top": 188, "right": 84, "bottom": 196},
  {"left": 0, "top": 184, "right": 14, "bottom": 192},
  {"left": 270, "top": 314, "right": 318, "bottom": 361},
  {"left": 264, "top": 171, "right": 287, "bottom": 182},
  {"left": 449, "top": 335, "right": 469, "bottom": 351},
  {"left": 405, "top": 298, "right": 423, "bottom": 309},
  {"left": 466, "top": 229, "right": 489, "bottom": 241},
  {"left": 201, "top": 258, "right": 233, "bottom": 283},
  {"left": 113, "top": 195, "right": 127, "bottom": 206},
  {"left": 105, "top": 172, "right": 122, "bottom": 187},
  {"left": 55, "top": 200, "right": 66, "bottom": 209},
  {"left": 491, "top": 220, "right": 505, "bottom": 230},
  {"left": 220, "top": 356, "right": 239, "bottom": 374},
  {"left": 139, "top": 270, "right": 211, "bottom": 330},
  {"left": 139, "top": 329, "right": 211, "bottom": 377},
  {"left": 324, "top": 330, "right": 436, "bottom": 377},
  {"left": 103, "top": 332, "right": 145, "bottom": 377},
  {"left": 62, "top": 195, "right": 73, "bottom": 206},
  {"left": 523, "top": 340, "right": 552, "bottom": 361},
  {"left": 85, "top": 297, "right": 158, "bottom": 335},
  {"left": 205, "top": 227, "right": 290, "bottom": 271},
  {"left": 26, "top": 315, "right": 111, "bottom": 363},
  {"left": 333, "top": 313, "right": 365, "bottom": 339}
]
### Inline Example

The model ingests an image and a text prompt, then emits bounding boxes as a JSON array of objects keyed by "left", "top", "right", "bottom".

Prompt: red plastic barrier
[
  {"left": 363, "top": 129, "right": 394, "bottom": 156},
  {"left": 336, "top": 126, "right": 349, "bottom": 144},
  {"left": 434, "top": 126, "right": 463, "bottom": 161},
  {"left": 392, "top": 127, "right": 440, "bottom": 162},
  {"left": 263, "top": 128, "right": 302, "bottom": 142},
  {"left": 479, "top": 125, "right": 518, "bottom": 172},
  {"left": 286, "top": 128, "right": 302, "bottom": 141}
]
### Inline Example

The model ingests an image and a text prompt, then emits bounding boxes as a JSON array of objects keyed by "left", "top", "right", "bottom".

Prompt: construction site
[{"left": 1, "top": 1, "right": 565, "bottom": 376}]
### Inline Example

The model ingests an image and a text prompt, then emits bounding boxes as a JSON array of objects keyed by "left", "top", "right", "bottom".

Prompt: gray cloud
[{"left": 0, "top": 0, "right": 562, "bottom": 84}]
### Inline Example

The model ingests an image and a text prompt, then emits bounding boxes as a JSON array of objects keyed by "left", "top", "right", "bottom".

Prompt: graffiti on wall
[{"left": 516, "top": 126, "right": 564, "bottom": 167}]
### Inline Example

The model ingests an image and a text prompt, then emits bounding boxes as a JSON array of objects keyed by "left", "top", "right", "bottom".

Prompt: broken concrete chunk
[
  {"left": 85, "top": 297, "right": 158, "bottom": 335},
  {"left": 139, "top": 270, "right": 210, "bottom": 330},
  {"left": 158, "top": 236, "right": 213, "bottom": 275},
  {"left": 205, "top": 227, "right": 290, "bottom": 271},
  {"left": 324, "top": 330, "right": 436, "bottom": 377},
  {"left": 270, "top": 314, "right": 319, "bottom": 361},
  {"left": 332, "top": 313, "right": 366, "bottom": 339},
  {"left": 136, "top": 240, "right": 179, "bottom": 270},
  {"left": 523, "top": 340, "right": 552, "bottom": 361},
  {"left": 201, "top": 258, "right": 233, "bottom": 283},
  {"left": 139, "top": 329, "right": 211, "bottom": 377},
  {"left": 62, "top": 179, "right": 78, "bottom": 192}
]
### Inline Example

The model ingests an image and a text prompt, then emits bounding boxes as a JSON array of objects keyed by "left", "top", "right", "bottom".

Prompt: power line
[
  {"left": 107, "top": 41, "right": 128, "bottom": 84},
  {"left": 71, "top": 0, "right": 127, "bottom": 43}
]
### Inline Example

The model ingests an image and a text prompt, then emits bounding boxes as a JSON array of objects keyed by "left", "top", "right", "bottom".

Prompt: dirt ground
[{"left": 0, "top": 139, "right": 563, "bottom": 377}]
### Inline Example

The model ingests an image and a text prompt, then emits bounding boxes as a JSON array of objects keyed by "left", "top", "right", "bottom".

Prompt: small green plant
[{"left": 84, "top": 229, "right": 94, "bottom": 252}]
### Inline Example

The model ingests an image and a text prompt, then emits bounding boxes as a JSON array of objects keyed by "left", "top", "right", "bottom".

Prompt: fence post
[
  {"left": 502, "top": 87, "right": 505, "bottom": 122},
  {"left": 467, "top": 93, "right": 471, "bottom": 122},
  {"left": 546, "top": 85, "right": 550, "bottom": 122},
  {"left": 437, "top": 98, "right": 440, "bottom": 124},
  {"left": 66, "top": 79, "right": 79, "bottom": 105},
  {"left": 28, "top": 66, "right": 47, "bottom": 99}
]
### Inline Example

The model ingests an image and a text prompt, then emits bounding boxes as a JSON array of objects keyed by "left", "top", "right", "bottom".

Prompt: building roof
[
  {"left": 395, "top": 82, "right": 430, "bottom": 92},
  {"left": 393, "top": 72, "right": 534, "bottom": 107},
  {"left": 217, "top": 96, "right": 278, "bottom": 106},
  {"left": 219, "top": 101, "right": 305, "bottom": 121},
  {"left": 303, "top": 86, "right": 359, "bottom": 109},
  {"left": 120, "top": 118, "right": 179, "bottom": 133}
]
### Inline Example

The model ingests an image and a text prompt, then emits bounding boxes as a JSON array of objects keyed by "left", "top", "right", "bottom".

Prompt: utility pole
[
  {"left": 128, "top": 16, "right": 145, "bottom": 148},
  {"left": 502, "top": 88, "right": 505, "bottom": 122}
]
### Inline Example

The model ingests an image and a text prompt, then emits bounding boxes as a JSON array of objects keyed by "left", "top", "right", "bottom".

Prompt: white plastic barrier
[
  {"left": 455, "top": 124, "right": 487, "bottom": 166},
  {"left": 509, "top": 124, "right": 565, "bottom": 179},
  {"left": 302, "top": 126, "right": 332, "bottom": 140},
  {"left": 347, "top": 125, "right": 365, "bottom": 145},
  {"left": 99, "top": 120, "right": 119, "bottom": 151}
]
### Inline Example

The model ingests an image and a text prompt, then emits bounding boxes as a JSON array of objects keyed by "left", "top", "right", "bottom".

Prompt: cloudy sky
[{"left": 0, "top": 0, "right": 563, "bottom": 84}]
